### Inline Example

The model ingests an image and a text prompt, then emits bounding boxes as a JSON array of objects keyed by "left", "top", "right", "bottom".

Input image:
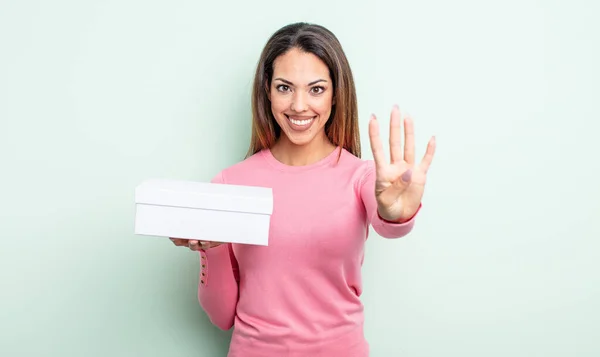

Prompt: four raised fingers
[{"left": 368, "top": 106, "right": 432, "bottom": 170}]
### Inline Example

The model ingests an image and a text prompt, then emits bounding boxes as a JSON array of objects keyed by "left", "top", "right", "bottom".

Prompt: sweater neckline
[{"left": 260, "top": 146, "right": 342, "bottom": 172}]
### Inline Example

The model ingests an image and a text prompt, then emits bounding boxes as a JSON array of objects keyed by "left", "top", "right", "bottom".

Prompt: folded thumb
[{"left": 401, "top": 169, "right": 413, "bottom": 183}]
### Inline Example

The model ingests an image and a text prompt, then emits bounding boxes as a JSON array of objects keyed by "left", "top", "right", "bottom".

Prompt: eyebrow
[{"left": 274, "top": 78, "right": 328, "bottom": 86}]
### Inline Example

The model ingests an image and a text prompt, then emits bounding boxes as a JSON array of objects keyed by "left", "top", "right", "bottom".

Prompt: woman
[{"left": 171, "top": 22, "right": 436, "bottom": 357}]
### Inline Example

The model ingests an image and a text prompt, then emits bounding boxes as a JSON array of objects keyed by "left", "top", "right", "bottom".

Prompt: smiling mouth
[{"left": 285, "top": 115, "right": 315, "bottom": 126}]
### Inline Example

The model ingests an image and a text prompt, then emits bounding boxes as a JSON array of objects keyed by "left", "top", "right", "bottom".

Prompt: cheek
[
  {"left": 270, "top": 96, "right": 290, "bottom": 114},
  {"left": 313, "top": 96, "right": 333, "bottom": 116}
]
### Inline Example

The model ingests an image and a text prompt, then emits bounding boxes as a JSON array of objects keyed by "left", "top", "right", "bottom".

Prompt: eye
[
  {"left": 276, "top": 84, "right": 290, "bottom": 92},
  {"left": 311, "top": 86, "right": 325, "bottom": 94}
]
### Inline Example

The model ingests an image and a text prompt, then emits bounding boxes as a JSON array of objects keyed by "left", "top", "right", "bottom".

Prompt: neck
[{"left": 271, "top": 133, "right": 337, "bottom": 166}]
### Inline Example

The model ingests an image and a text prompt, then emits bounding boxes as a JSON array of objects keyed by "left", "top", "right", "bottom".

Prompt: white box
[{"left": 134, "top": 178, "right": 273, "bottom": 246}]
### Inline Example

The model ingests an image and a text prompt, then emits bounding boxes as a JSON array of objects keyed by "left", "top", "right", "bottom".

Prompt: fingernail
[{"left": 401, "top": 169, "right": 412, "bottom": 182}]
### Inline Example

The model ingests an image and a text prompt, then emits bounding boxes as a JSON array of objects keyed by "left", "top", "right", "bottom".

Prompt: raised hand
[{"left": 368, "top": 105, "right": 436, "bottom": 222}]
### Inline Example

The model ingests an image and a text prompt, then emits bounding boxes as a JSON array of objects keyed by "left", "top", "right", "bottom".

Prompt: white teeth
[{"left": 289, "top": 117, "right": 314, "bottom": 126}]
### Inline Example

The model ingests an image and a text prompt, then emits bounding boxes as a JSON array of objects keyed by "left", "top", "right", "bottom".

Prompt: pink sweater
[{"left": 197, "top": 147, "right": 419, "bottom": 357}]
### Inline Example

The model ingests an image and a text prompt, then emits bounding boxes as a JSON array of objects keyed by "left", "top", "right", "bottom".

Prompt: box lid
[{"left": 135, "top": 179, "right": 273, "bottom": 215}]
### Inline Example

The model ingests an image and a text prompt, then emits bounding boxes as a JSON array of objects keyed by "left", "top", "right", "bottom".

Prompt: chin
[{"left": 285, "top": 135, "right": 317, "bottom": 147}]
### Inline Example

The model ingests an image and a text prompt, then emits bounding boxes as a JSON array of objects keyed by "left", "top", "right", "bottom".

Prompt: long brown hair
[{"left": 246, "top": 22, "right": 361, "bottom": 159}]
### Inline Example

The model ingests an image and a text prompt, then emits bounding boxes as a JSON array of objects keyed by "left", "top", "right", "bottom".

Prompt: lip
[
  {"left": 285, "top": 114, "right": 316, "bottom": 132},
  {"left": 286, "top": 115, "right": 315, "bottom": 120}
]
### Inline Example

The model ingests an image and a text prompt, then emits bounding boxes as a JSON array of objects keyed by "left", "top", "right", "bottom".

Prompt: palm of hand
[{"left": 369, "top": 106, "right": 436, "bottom": 222}]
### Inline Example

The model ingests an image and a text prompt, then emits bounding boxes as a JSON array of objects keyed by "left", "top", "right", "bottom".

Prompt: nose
[{"left": 290, "top": 91, "right": 308, "bottom": 112}]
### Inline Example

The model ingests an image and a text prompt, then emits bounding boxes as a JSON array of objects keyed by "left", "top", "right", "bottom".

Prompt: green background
[{"left": 1, "top": 0, "right": 598, "bottom": 356}]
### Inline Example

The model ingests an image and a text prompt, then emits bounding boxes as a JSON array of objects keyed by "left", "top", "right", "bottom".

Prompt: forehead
[{"left": 272, "top": 48, "right": 330, "bottom": 80}]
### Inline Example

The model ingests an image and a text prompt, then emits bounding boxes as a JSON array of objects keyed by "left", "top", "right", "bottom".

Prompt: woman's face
[{"left": 268, "top": 47, "right": 334, "bottom": 147}]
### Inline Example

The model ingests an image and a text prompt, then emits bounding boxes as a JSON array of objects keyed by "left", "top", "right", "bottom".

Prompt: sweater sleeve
[
  {"left": 197, "top": 171, "right": 240, "bottom": 330},
  {"left": 358, "top": 160, "right": 420, "bottom": 239}
]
